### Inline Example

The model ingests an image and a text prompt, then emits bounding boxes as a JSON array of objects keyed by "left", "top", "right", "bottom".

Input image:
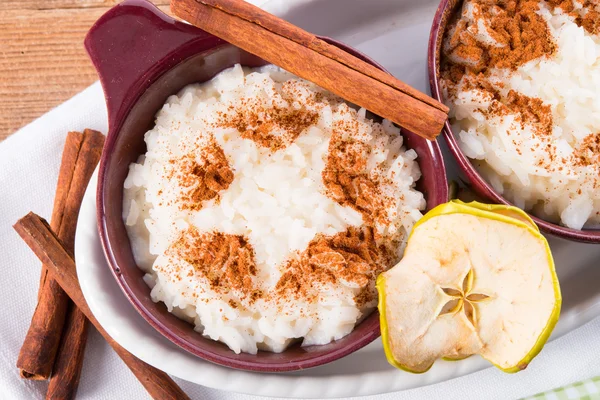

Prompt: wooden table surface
[{"left": 0, "top": 0, "right": 169, "bottom": 140}]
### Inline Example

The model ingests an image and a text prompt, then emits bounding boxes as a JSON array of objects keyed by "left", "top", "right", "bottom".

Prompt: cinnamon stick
[
  {"left": 17, "top": 129, "right": 103, "bottom": 385},
  {"left": 14, "top": 213, "right": 191, "bottom": 400},
  {"left": 45, "top": 130, "right": 103, "bottom": 399},
  {"left": 38, "top": 132, "right": 83, "bottom": 296},
  {"left": 46, "top": 304, "right": 88, "bottom": 399},
  {"left": 170, "top": 0, "right": 449, "bottom": 140}
]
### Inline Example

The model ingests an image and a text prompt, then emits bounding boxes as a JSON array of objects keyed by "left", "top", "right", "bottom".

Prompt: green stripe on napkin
[{"left": 522, "top": 376, "right": 600, "bottom": 400}]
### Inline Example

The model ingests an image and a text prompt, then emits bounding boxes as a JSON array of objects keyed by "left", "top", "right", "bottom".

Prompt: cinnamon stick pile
[
  {"left": 17, "top": 130, "right": 102, "bottom": 395},
  {"left": 15, "top": 131, "right": 189, "bottom": 399}
]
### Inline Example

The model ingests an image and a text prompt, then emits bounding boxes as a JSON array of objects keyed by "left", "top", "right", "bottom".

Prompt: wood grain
[
  {"left": 14, "top": 213, "right": 191, "bottom": 400},
  {"left": 0, "top": 0, "right": 169, "bottom": 140},
  {"left": 2, "top": 1, "right": 126, "bottom": 10}
]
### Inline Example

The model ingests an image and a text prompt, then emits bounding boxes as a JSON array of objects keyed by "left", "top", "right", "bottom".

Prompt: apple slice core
[{"left": 377, "top": 201, "right": 561, "bottom": 373}]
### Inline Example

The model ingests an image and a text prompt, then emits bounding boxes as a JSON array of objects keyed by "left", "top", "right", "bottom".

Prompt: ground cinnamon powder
[
  {"left": 168, "top": 227, "right": 257, "bottom": 297},
  {"left": 483, "top": 89, "right": 554, "bottom": 136},
  {"left": 573, "top": 133, "right": 600, "bottom": 167},
  {"left": 444, "top": 0, "right": 556, "bottom": 83},
  {"left": 275, "top": 226, "right": 393, "bottom": 307},
  {"left": 170, "top": 225, "right": 392, "bottom": 308},
  {"left": 443, "top": 0, "right": 600, "bottom": 181},
  {"left": 547, "top": 0, "right": 600, "bottom": 35},
  {"left": 173, "top": 140, "right": 234, "bottom": 210},
  {"left": 226, "top": 105, "right": 319, "bottom": 151},
  {"left": 219, "top": 84, "right": 320, "bottom": 152},
  {"left": 310, "top": 116, "right": 399, "bottom": 306},
  {"left": 322, "top": 121, "right": 395, "bottom": 228},
  {"left": 167, "top": 88, "right": 397, "bottom": 308},
  {"left": 580, "top": 10, "right": 600, "bottom": 35},
  {"left": 442, "top": 0, "right": 557, "bottom": 136}
]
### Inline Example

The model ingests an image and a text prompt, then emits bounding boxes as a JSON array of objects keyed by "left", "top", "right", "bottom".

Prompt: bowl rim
[
  {"left": 92, "top": 0, "right": 449, "bottom": 372},
  {"left": 427, "top": 0, "right": 600, "bottom": 243}
]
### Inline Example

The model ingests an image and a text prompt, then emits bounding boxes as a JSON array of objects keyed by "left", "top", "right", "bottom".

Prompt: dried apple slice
[{"left": 377, "top": 200, "right": 561, "bottom": 373}]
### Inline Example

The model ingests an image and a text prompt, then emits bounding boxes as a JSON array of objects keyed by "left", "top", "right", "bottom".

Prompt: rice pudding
[
  {"left": 123, "top": 65, "right": 425, "bottom": 354},
  {"left": 441, "top": 0, "right": 600, "bottom": 229}
]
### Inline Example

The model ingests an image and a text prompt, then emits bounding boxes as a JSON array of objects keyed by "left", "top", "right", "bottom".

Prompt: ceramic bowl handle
[{"left": 84, "top": 0, "right": 219, "bottom": 129}]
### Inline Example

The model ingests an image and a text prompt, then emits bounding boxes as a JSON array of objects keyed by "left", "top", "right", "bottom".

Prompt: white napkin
[{"left": 1, "top": 3, "right": 600, "bottom": 400}]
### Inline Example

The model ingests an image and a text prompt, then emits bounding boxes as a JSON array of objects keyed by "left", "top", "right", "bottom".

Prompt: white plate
[{"left": 75, "top": 0, "right": 600, "bottom": 398}]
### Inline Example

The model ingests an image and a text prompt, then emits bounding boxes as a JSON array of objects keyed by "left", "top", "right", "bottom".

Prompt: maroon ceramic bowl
[
  {"left": 428, "top": 0, "right": 600, "bottom": 243},
  {"left": 89, "top": 0, "right": 448, "bottom": 372}
]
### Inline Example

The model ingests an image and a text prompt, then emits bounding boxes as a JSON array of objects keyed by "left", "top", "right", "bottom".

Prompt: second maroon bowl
[
  {"left": 89, "top": 0, "right": 448, "bottom": 372},
  {"left": 428, "top": 0, "right": 600, "bottom": 243}
]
